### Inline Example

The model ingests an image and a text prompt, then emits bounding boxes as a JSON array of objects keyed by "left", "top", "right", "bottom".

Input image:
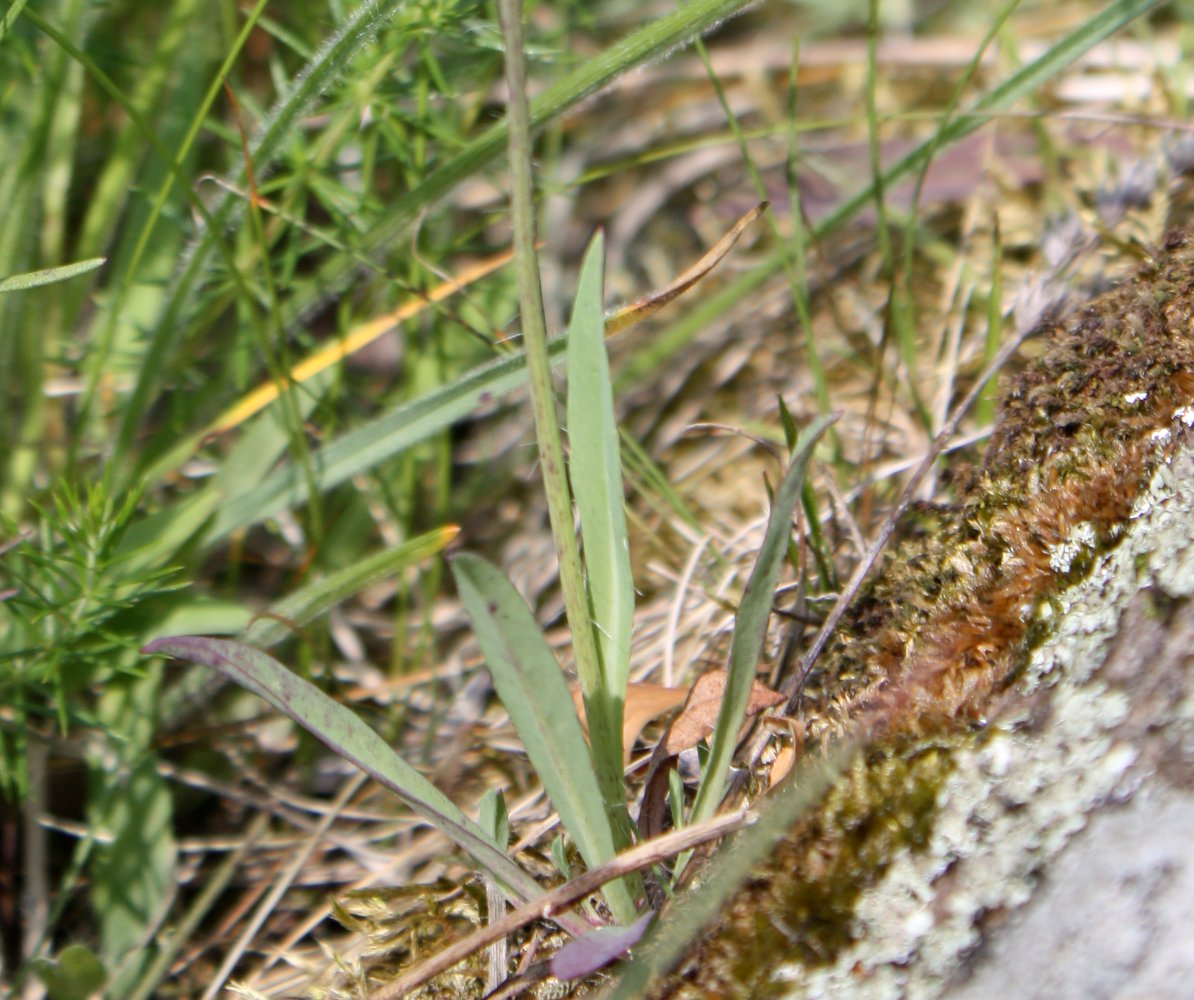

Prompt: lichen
[
  {"left": 772, "top": 438, "right": 1194, "bottom": 1000},
  {"left": 798, "top": 230, "right": 1194, "bottom": 747},
  {"left": 655, "top": 741, "right": 955, "bottom": 999},
  {"left": 641, "top": 229, "right": 1194, "bottom": 997}
]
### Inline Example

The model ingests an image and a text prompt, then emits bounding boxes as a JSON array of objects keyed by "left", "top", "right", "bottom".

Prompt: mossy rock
[{"left": 612, "top": 230, "right": 1194, "bottom": 999}]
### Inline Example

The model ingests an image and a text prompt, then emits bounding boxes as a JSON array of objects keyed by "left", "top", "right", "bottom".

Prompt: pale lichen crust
[
  {"left": 774, "top": 438, "right": 1194, "bottom": 1000},
  {"left": 646, "top": 230, "right": 1194, "bottom": 998}
]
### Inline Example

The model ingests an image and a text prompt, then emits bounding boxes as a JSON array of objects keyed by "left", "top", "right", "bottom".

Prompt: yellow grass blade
[{"left": 206, "top": 248, "right": 516, "bottom": 435}]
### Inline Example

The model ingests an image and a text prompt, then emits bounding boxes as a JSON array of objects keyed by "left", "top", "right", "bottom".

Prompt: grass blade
[
  {"left": 567, "top": 232, "right": 633, "bottom": 727},
  {"left": 689, "top": 413, "right": 838, "bottom": 825},
  {"left": 451, "top": 552, "right": 638, "bottom": 923},
  {"left": 0, "top": 257, "right": 105, "bottom": 293},
  {"left": 140, "top": 635, "right": 586, "bottom": 933},
  {"left": 243, "top": 525, "right": 460, "bottom": 648},
  {"left": 207, "top": 343, "right": 546, "bottom": 540},
  {"left": 602, "top": 745, "right": 854, "bottom": 999}
]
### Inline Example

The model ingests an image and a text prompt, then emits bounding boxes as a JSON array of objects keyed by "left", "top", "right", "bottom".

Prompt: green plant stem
[
  {"left": 263, "top": 0, "right": 761, "bottom": 340},
  {"left": 496, "top": 0, "right": 633, "bottom": 881}
]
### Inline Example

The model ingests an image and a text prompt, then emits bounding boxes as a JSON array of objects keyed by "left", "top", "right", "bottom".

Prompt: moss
[
  {"left": 798, "top": 229, "right": 1194, "bottom": 747},
  {"left": 643, "top": 228, "right": 1194, "bottom": 997},
  {"left": 642, "top": 742, "right": 954, "bottom": 999},
  {"left": 705, "top": 743, "right": 953, "bottom": 999}
]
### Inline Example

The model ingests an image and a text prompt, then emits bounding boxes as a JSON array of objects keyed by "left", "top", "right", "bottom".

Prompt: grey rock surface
[
  {"left": 774, "top": 435, "right": 1194, "bottom": 999},
  {"left": 943, "top": 783, "right": 1194, "bottom": 1000}
]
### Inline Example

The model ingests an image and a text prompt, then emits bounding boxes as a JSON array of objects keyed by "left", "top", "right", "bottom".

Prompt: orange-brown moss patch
[
  {"left": 802, "top": 228, "right": 1194, "bottom": 746},
  {"left": 647, "top": 228, "right": 1194, "bottom": 997}
]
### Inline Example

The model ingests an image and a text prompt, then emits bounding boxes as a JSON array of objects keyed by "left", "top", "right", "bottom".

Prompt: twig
[
  {"left": 779, "top": 317, "right": 1036, "bottom": 714},
  {"left": 369, "top": 808, "right": 755, "bottom": 999}
]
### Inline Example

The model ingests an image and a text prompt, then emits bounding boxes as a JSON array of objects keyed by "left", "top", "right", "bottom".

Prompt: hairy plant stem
[{"left": 496, "top": 0, "right": 636, "bottom": 922}]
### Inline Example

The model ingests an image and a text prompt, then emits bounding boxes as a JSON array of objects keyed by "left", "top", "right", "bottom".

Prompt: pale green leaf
[
  {"left": 690, "top": 413, "right": 838, "bottom": 824},
  {"left": 451, "top": 552, "right": 637, "bottom": 920},
  {"left": 0, "top": 257, "right": 104, "bottom": 293},
  {"left": 567, "top": 232, "right": 634, "bottom": 713}
]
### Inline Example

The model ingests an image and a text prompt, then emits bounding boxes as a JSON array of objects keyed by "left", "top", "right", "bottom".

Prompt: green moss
[
  {"left": 644, "top": 229, "right": 1194, "bottom": 997},
  {"left": 665, "top": 740, "right": 955, "bottom": 998}
]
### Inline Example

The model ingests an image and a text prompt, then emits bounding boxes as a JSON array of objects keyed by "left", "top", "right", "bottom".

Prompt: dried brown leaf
[
  {"left": 603, "top": 202, "right": 767, "bottom": 338},
  {"left": 571, "top": 682, "right": 690, "bottom": 761},
  {"left": 767, "top": 744, "right": 797, "bottom": 789},
  {"left": 662, "top": 669, "right": 784, "bottom": 755}
]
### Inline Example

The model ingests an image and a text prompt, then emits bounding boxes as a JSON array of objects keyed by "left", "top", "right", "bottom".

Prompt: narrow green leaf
[
  {"left": 478, "top": 789, "right": 509, "bottom": 851},
  {"left": 689, "top": 413, "right": 838, "bottom": 825},
  {"left": 451, "top": 552, "right": 637, "bottom": 921},
  {"left": 776, "top": 395, "right": 798, "bottom": 451},
  {"left": 114, "top": 491, "right": 221, "bottom": 577},
  {"left": 567, "top": 233, "right": 634, "bottom": 711},
  {"left": 140, "top": 635, "right": 586, "bottom": 933},
  {"left": 88, "top": 672, "right": 175, "bottom": 994},
  {"left": 552, "top": 834, "right": 572, "bottom": 880},
  {"left": 146, "top": 598, "right": 253, "bottom": 641},
  {"left": 207, "top": 343, "right": 548, "bottom": 540},
  {"left": 0, "top": 257, "right": 104, "bottom": 293},
  {"left": 603, "top": 746, "right": 854, "bottom": 999},
  {"left": 499, "top": 0, "right": 620, "bottom": 873},
  {"left": 243, "top": 525, "right": 458, "bottom": 648}
]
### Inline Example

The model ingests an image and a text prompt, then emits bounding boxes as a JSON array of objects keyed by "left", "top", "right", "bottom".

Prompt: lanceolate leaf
[
  {"left": 689, "top": 413, "right": 838, "bottom": 825},
  {"left": 451, "top": 552, "right": 638, "bottom": 923},
  {"left": 567, "top": 232, "right": 633, "bottom": 717},
  {"left": 140, "top": 636, "right": 586, "bottom": 934}
]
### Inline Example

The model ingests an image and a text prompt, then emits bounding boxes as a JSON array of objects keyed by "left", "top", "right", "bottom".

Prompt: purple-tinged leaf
[
  {"left": 550, "top": 912, "right": 654, "bottom": 980},
  {"left": 140, "top": 636, "right": 590, "bottom": 935}
]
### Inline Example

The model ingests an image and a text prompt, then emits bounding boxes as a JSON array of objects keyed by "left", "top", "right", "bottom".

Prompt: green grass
[{"left": 0, "top": 0, "right": 1171, "bottom": 995}]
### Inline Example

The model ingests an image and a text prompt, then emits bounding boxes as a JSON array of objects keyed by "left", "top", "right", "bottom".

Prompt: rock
[{"left": 615, "top": 232, "right": 1194, "bottom": 1000}]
